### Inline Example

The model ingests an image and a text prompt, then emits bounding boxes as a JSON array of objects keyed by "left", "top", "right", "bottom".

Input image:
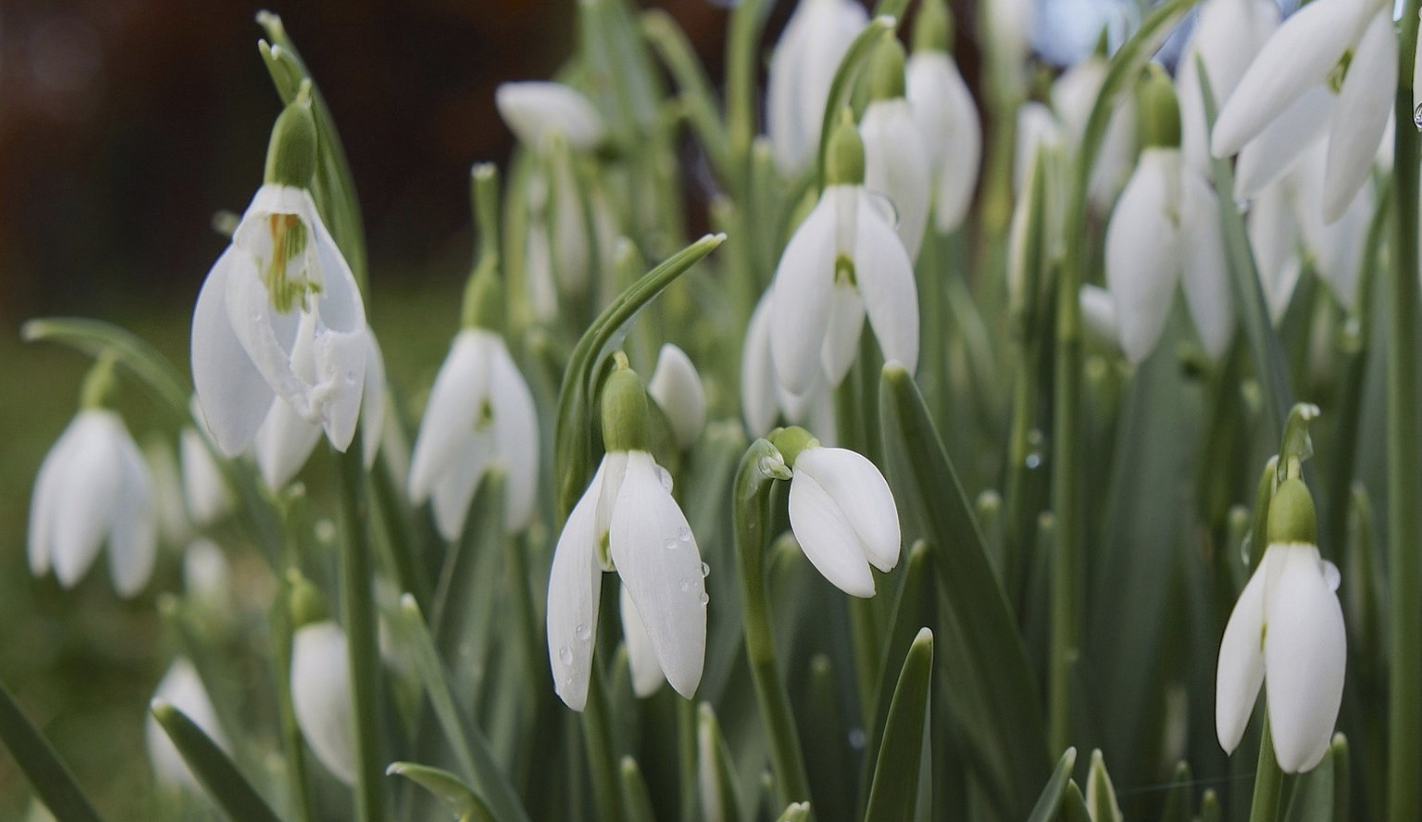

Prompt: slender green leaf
[
  {"left": 1086, "top": 750, "right": 1122, "bottom": 822},
  {"left": 1060, "top": 781, "right": 1092, "bottom": 822},
  {"left": 697, "top": 703, "right": 743, "bottom": 822},
  {"left": 22, "top": 317, "right": 191, "bottom": 418},
  {"left": 863, "top": 629, "right": 934, "bottom": 822},
  {"left": 618, "top": 757, "right": 657, "bottom": 822},
  {"left": 151, "top": 701, "right": 282, "bottom": 822},
  {"left": 388, "top": 762, "right": 496, "bottom": 822},
  {"left": 0, "top": 679, "right": 107, "bottom": 822},
  {"left": 1026, "top": 748, "right": 1078, "bottom": 822},
  {"left": 774, "top": 802, "right": 812, "bottom": 822},
  {"left": 1161, "top": 761, "right": 1194, "bottom": 822},
  {"left": 640, "top": 10, "right": 729, "bottom": 176},
  {"left": 1283, "top": 743, "right": 1335, "bottom": 822}
]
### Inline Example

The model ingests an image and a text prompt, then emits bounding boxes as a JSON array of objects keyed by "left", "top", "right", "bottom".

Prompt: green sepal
[
  {"left": 286, "top": 569, "right": 329, "bottom": 628},
  {"left": 863, "top": 628, "right": 934, "bottom": 822},
  {"left": 824, "top": 108, "right": 866, "bottom": 187},
  {"left": 912, "top": 0, "right": 953, "bottom": 54},
  {"left": 601, "top": 362, "right": 652, "bottom": 453},
  {"left": 1134, "top": 63, "right": 1180, "bottom": 150},
  {"left": 263, "top": 85, "right": 318, "bottom": 188},
  {"left": 150, "top": 701, "right": 284, "bottom": 822},
  {"left": 865, "top": 35, "right": 907, "bottom": 101},
  {"left": 1268, "top": 478, "right": 1318, "bottom": 546},
  {"left": 387, "top": 762, "right": 496, "bottom": 822},
  {"left": 766, "top": 426, "right": 819, "bottom": 468}
]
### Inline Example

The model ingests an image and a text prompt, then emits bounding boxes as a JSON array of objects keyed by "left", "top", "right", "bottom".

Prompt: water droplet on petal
[
  {"left": 575, "top": 623, "right": 591, "bottom": 641},
  {"left": 656, "top": 466, "right": 673, "bottom": 491},
  {"left": 664, "top": 539, "right": 679, "bottom": 551},
  {"left": 677, "top": 526, "right": 691, "bottom": 542},
  {"left": 559, "top": 645, "right": 573, "bottom": 666},
  {"left": 345, "top": 370, "right": 358, "bottom": 384},
  {"left": 678, "top": 578, "right": 690, "bottom": 592},
  {"left": 1413, "top": 102, "right": 1422, "bottom": 131},
  {"left": 699, "top": 592, "right": 709, "bottom": 605},
  {"left": 699, "top": 562, "right": 710, "bottom": 578},
  {"left": 251, "top": 311, "right": 264, "bottom": 323}
]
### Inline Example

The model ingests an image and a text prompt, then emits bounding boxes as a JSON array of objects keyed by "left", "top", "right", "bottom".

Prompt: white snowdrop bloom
[
  {"left": 1105, "top": 146, "right": 1232, "bottom": 361},
  {"left": 291, "top": 621, "right": 357, "bottom": 785},
  {"left": 860, "top": 37, "right": 931, "bottom": 260},
  {"left": 766, "top": 0, "right": 868, "bottom": 177},
  {"left": 1211, "top": 0, "right": 1394, "bottom": 222},
  {"left": 408, "top": 328, "right": 539, "bottom": 541},
  {"left": 621, "top": 585, "right": 665, "bottom": 698},
  {"left": 646, "top": 343, "right": 707, "bottom": 451},
  {"left": 1176, "top": 0, "right": 1280, "bottom": 172},
  {"left": 1052, "top": 54, "right": 1137, "bottom": 211},
  {"left": 1248, "top": 177, "right": 1304, "bottom": 323},
  {"left": 981, "top": 0, "right": 1035, "bottom": 98},
  {"left": 906, "top": 0, "right": 981, "bottom": 232},
  {"left": 29, "top": 408, "right": 157, "bottom": 598},
  {"left": 495, "top": 81, "right": 605, "bottom": 151},
  {"left": 145, "top": 438, "right": 192, "bottom": 546},
  {"left": 147, "top": 658, "right": 227, "bottom": 791},
  {"left": 179, "top": 427, "right": 231, "bottom": 527},
  {"left": 183, "top": 538, "right": 232, "bottom": 613},
  {"left": 1217, "top": 478, "right": 1345, "bottom": 774},
  {"left": 547, "top": 368, "right": 707, "bottom": 711},
  {"left": 742, "top": 289, "right": 839, "bottom": 442},
  {"left": 1013, "top": 102, "right": 1065, "bottom": 196},
  {"left": 1079, "top": 284, "right": 1122, "bottom": 354},
  {"left": 777, "top": 432, "right": 900, "bottom": 598},
  {"left": 770, "top": 114, "right": 919, "bottom": 394}
]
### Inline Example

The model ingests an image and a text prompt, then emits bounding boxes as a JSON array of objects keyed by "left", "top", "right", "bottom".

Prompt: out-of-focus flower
[
  {"left": 742, "top": 289, "right": 839, "bottom": 443},
  {"left": 906, "top": 0, "right": 981, "bottom": 232},
  {"left": 766, "top": 0, "right": 868, "bottom": 178},
  {"left": 179, "top": 426, "right": 231, "bottom": 527},
  {"left": 147, "top": 658, "right": 227, "bottom": 791},
  {"left": 495, "top": 81, "right": 606, "bottom": 151},
  {"left": 646, "top": 343, "right": 707, "bottom": 451},
  {"left": 1175, "top": 0, "right": 1279, "bottom": 172},
  {"left": 291, "top": 620, "right": 357, "bottom": 784},
  {"left": 861, "top": 36, "right": 931, "bottom": 260}
]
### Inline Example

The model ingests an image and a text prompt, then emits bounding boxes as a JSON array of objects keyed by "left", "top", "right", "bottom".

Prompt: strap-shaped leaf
[
  {"left": 863, "top": 629, "right": 934, "bottom": 822},
  {"left": 151, "top": 700, "right": 283, "bottom": 822},
  {"left": 388, "top": 762, "right": 495, "bottom": 822},
  {"left": 22, "top": 317, "right": 190, "bottom": 418},
  {"left": 1025, "top": 748, "right": 1078, "bottom": 822},
  {"left": 0, "top": 678, "right": 107, "bottom": 822}
]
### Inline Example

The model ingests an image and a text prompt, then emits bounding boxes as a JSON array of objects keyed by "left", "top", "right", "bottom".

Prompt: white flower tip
[
  {"left": 495, "top": 81, "right": 605, "bottom": 151},
  {"left": 647, "top": 343, "right": 707, "bottom": 451}
]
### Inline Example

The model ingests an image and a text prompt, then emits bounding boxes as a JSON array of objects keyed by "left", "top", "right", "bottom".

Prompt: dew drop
[
  {"left": 679, "top": 577, "right": 691, "bottom": 592},
  {"left": 559, "top": 645, "right": 574, "bottom": 666},
  {"left": 250, "top": 311, "right": 264, "bottom": 323},
  {"left": 1414, "top": 102, "right": 1422, "bottom": 131},
  {"left": 575, "top": 623, "right": 591, "bottom": 641},
  {"left": 677, "top": 525, "right": 692, "bottom": 542},
  {"left": 699, "top": 562, "right": 710, "bottom": 578},
  {"left": 664, "top": 538, "right": 679, "bottom": 551},
  {"left": 699, "top": 592, "right": 710, "bottom": 605},
  {"left": 1025, "top": 452, "right": 1042, "bottom": 470},
  {"left": 656, "top": 466, "right": 674, "bottom": 491},
  {"left": 848, "top": 728, "right": 867, "bottom": 750},
  {"left": 345, "top": 370, "right": 358, "bottom": 384}
]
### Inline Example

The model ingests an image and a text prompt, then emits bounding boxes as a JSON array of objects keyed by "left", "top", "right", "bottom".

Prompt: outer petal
[
  {"left": 430, "top": 431, "right": 495, "bottom": 542},
  {"left": 291, "top": 622, "right": 357, "bottom": 785},
  {"left": 794, "top": 447, "right": 900, "bottom": 573},
  {"left": 1323, "top": 10, "right": 1394, "bottom": 223},
  {"left": 253, "top": 399, "right": 323, "bottom": 491},
  {"left": 180, "top": 428, "right": 230, "bottom": 527},
  {"left": 906, "top": 52, "right": 981, "bottom": 231},
  {"left": 408, "top": 331, "right": 490, "bottom": 503},
  {"left": 147, "top": 658, "right": 227, "bottom": 791},
  {"left": 1105, "top": 149, "right": 1183, "bottom": 363},
  {"left": 647, "top": 343, "right": 707, "bottom": 451},
  {"left": 495, "top": 81, "right": 606, "bottom": 150},
  {"left": 52, "top": 412, "right": 125, "bottom": 589},
  {"left": 547, "top": 461, "right": 607, "bottom": 711},
  {"left": 862, "top": 98, "right": 931, "bottom": 260},
  {"left": 1248, "top": 174, "right": 1304, "bottom": 322},
  {"left": 1193, "top": 0, "right": 1281, "bottom": 103},
  {"left": 1265, "top": 544, "right": 1347, "bottom": 773},
  {"left": 361, "top": 331, "right": 387, "bottom": 469},
  {"left": 608, "top": 452, "right": 707, "bottom": 700},
  {"left": 191, "top": 247, "right": 277, "bottom": 456},
  {"left": 788, "top": 469, "right": 876, "bottom": 597},
  {"left": 108, "top": 431, "right": 157, "bottom": 598},
  {"left": 1212, "top": 0, "right": 1370, "bottom": 157},
  {"left": 621, "top": 585, "right": 666, "bottom": 698},
  {"left": 1180, "top": 167, "right": 1235, "bottom": 359},
  {"left": 820, "top": 283, "right": 866, "bottom": 387},
  {"left": 1079, "top": 285, "right": 1122, "bottom": 353},
  {"left": 1234, "top": 86, "right": 1334, "bottom": 199},
  {"left": 771, "top": 194, "right": 839, "bottom": 394},
  {"left": 741, "top": 291, "right": 781, "bottom": 437},
  {"left": 28, "top": 416, "right": 87, "bottom": 576},
  {"left": 854, "top": 191, "right": 920, "bottom": 374},
  {"left": 1216, "top": 549, "right": 1270, "bottom": 753},
  {"left": 767, "top": 0, "right": 867, "bottom": 176},
  {"left": 489, "top": 338, "right": 541, "bottom": 530}
]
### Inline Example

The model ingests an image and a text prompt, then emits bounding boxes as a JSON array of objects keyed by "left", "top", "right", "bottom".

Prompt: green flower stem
[
  {"left": 1049, "top": 0, "right": 1202, "bottom": 754},
  {"left": 734, "top": 440, "right": 812, "bottom": 809},
  {"left": 1248, "top": 713, "right": 1284, "bottom": 822},
  {"left": 641, "top": 10, "right": 729, "bottom": 179},
  {"left": 814, "top": 17, "right": 898, "bottom": 192},
  {"left": 725, "top": 0, "right": 769, "bottom": 198},
  {"left": 581, "top": 673, "right": 624, "bottom": 822},
  {"left": 335, "top": 443, "right": 385, "bottom": 822},
  {"left": 271, "top": 517, "right": 315, "bottom": 822},
  {"left": 676, "top": 697, "right": 698, "bottom": 822},
  {"left": 1389, "top": 0, "right": 1422, "bottom": 814}
]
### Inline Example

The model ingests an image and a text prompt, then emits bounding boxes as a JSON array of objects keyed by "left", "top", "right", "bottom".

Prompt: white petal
[
  {"left": 1013, "top": 102, "right": 1064, "bottom": 196},
  {"left": 180, "top": 428, "right": 230, "bottom": 527},
  {"left": 430, "top": 431, "right": 495, "bottom": 542},
  {"left": 495, "top": 81, "right": 606, "bottom": 150},
  {"left": 52, "top": 411, "right": 126, "bottom": 589},
  {"left": 550, "top": 148, "right": 591, "bottom": 295},
  {"left": 1248, "top": 175, "right": 1304, "bottom": 322},
  {"left": 794, "top": 447, "right": 900, "bottom": 573},
  {"left": 1323, "top": 10, "right": 1393, "bottom": 223},
  {"left": 291, "top": 622, "right": 357, "bottom": 785},
  {"left": 741, "top": 291, "right": 782, "bottom": 437},
  {"left": 771, "top": 193, "right": 839, "bottom": 394},
  {"left": 224, "top": 250, "right": 314, "bottom": 422},
  {"left": 489, "top": 338, "right": 541, "bottom": 530},
  {"left": 147, "top": 659, "right": 227, "bottom": 791},
  {"left": 766, "top": 0, "right": 867, "bottom": 176},
  {"left": 29, "top": 416, "right": 88, "bottom": 576},
  {"left": 361, "top": 331, "right": 387, "bottom": 469},
  {"left": 788, "top": 469, "right": 876, "bottom": 597},
  {"left": 854, "top": 191, "right": 920, "bottom": 374},
  {"left": 191, "top": 247, "right": 277, "bottom": 456},
  {"left": 1311, "top": 180, "right": 1371, "bottom": 307},
  {"left": 621, "top": 586, "right": 665, "bottom": 698},
  {"left": 1264, "top": 544, "right": 1346, "bottom": 773},
  {"left": 309, "top": 325, "right": 368, "bottom": 453},
  {"left": 862, "top": 99, "right": 931, "bottom": 261},
  {"left": 108, "top": 432, "right": 157, "bottom": 598},
  {"left": 1216, "top": 549, "right": 1270, "bottom": 754},
  {"left": 1079, "top": 285, "right": 1122, "bottom": 353},
  {"left": 1180, "top": 167, "right": 1234, "bottom": 359},
  {"left": 547, "top": 461, "right": 608, "bottom": 711},
  {"left": 1212, "top": 0, "right": 1371, "bottom": 156},
  {"left": 1234, "top": 86, "right": 1334, "bottom": 199},
  {"left": 820, "top": 282, "right": 865, "bottom": 387},
  {"left": 608, "top": 451, "right": 706, "bottom": 699},
  {"left": 1193, "top": 0, "right": 1281, "bottom": 104},
  {"left": 647, "top": 343, "right": 707, "bottom": 451},
  {"left": 1105, "top": 149, "right": 1183, "bottom": 363},
  {"left": 907, "top": 52, "right": 981, "bottom": 232},
  {"left": 408, "top": 331, "right": 491, "bottom": 504},
  {"left": 253, "top": 398, "right": 323, "bottom": 491}
]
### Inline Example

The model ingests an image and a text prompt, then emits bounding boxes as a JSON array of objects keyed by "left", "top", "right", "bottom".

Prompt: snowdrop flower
[
  {"left": 621, "top": 585, "right": 665, "bottom": 697},
  {"left": 183, "top": 538, "right": 232, "bottom": 615},
  {"left": 769, "top": 427, "right": 900, "bottom": 597},
  {"left": 766, "top": 0, "right": 868, "bottom": 177},
  {"left": 192, "top": 93, "right": 370, "bottom": 457},
  {"left": 906, "top": 0, "right": 981, "bottom": 232},
  {"left": 547, "top": 364, "right": 706, "bottom": 710},
  {"left": 980, "top": 0, "right": 1035, "bottom": 101},
  {"left": 646, "top": 343, "right": 707, "bottom": 451},
  {"left": 408, "top": 269, "right": 538, "bottom": 541},
  {"left": 147, "top": 658, "right": 227, "bottom": 791},
  {"left": 861, "top": 35, "right": 931, "bottom": 260},
  {"left": 1211, "top": 0, "right": 1394, "bottom": 222},
  {"left": 1175, "top": 0, "right": 1279, "bottom": 172},
  {"left": 1217, "top": 474, "right": 1345, "bottom": 774},
  {"left": 770, "top": 111, "right": 919, "bottom": 394},
  {"left": 29, "top": 363, "right": 156, "bottom": 598},
  {"left": 495, "top": 81, "right": 605, "bottom": 152},
  {"left": 742, "top": 289, "right": 838, "bottom": 442},
  {"left": 1052, "top": 51, "right": 1137, "bottom": 211},
  {"left": 179, "top": 426, "right": 231, "bottom": 527},
  {"left": 291, "top": 620, "right": 357, "bottom": 784},
  {"left": 1105, "top": 66, "right": 1232, "bottom": 361}
]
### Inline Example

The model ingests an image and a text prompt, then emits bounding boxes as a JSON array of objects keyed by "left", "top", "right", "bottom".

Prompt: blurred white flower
[
  {"left": 766, "top": 0, "right": 868, "bottom": 177},
  {"left": 1175, "top": 0, "right": 1279, "bottom": 172},
  {"left": 786, "top": 443, "right": 900, "bottom": 597},
  {"left": 495, "top": 81, "right": 605, "bottom": 151},
  {"left": 907, "top": 49, "right": 981, "bottom": 232},
  {"left": 291, "top": 621, "right": 357, "bottom": 785},
  {"left": 408, "top": 328, "right": 539, "bottom": 541},
  {"left": 179, "top": 427, "right": 231, "bottom": 527},
  {"left": 147, "top": 658, "right": 227, "bottom": 791},
  {"left": 29, "top": 408, "right": 156, "bottom": 598},
  {"left": 547, "top": 450, "right": 706, "bottom": 711},
  {"left": 183, "top": 538, "right": 233, "bottom": 615},
  {"left": 621, "top": 585, "right": 665, "bottom": 698},
  {"left": 1211, "top": 0, "right": 1394, "bottom": 222},
  {"left": 1052, "top": 54, "right": 1137, "bottom": 211},
  {"left": 646, "top": 343, "right": 707, "bottom": 451},
  {"left": 192, "top": 184, "right": 369, "bottom": 456},
  {"left": 742, "top": 289, "right": 838, "bottom": 442}
]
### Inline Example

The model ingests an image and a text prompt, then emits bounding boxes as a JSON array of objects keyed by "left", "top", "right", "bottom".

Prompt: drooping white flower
[
  {"left": 766, "top": 0, "right": 868, "bottom": 178},
  {"left": 1079, "top": 284, "right": 1122, "bottom": 354},
  {"left": 147, "top": 658, "right": 227, "bottom": 791},
  {"left": 859, "top": 37, "right": 931, "bottom": 260},
  {"left": 183, "top": 538, "right": 232, "bottom": 614},
  {"left": 646, "top": 343, "right": 707, "bottom": 452},
  {"left": 1176, "top": 0, "right": 1280, "bottom": 172},
  {"left": 1211, "top": 0, "right": 1394, "bottom": 222},
  {"left": 495, "top": 81, "right": 606, "bottom": 151},
  {"left": 1051, "top": 54, "right": 1137, "bottom": 211},
  {"left": 408, "top": 328, "right": 539, "bottom": 541},
  {"left": 781, "top": 437, "right": 900, "bottom": 598},
  {"left": 29, "top": 408, "right": 157, "bottom": 598},
  {"left": 742, "top": 289, "right": 839, "bottom": 443},
  {"left": 179, "top": 427, "right": 231, "bottom": 527},
  {"left": 191, "top": 183, "right": 369, "bottom": 457},
  {"left": 291, "top": 620, "right": 357, "bottom": 785},
  {"left": 621, "top": 584, "right": 665, "bottom": 698},
  {"left": 1217, "top": 478, "right": 1345, "bottom": 774},
  {"left": 907, "top": 48, "right": 981, "bottom": 232}
]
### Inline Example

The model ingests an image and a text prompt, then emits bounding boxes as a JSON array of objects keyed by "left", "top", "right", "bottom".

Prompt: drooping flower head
[
  {"left": 860, "top": 34, "right": 931, "bottom": 260},
  {"left": 906, "top": 0, "right": 982, "bottom": 233},
  {"left": 766, "top": 0, "right": 868, "bottom": 178}
]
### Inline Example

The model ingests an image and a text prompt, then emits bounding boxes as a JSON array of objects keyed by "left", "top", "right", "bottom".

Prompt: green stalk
[
  {"left": 725, "top": 0, "right": 768, "bottom": 199},
  {"left": 1048, "top": 0, "right": 1202, "bottom": 754},
  {"left": 335, "top": 443, "right": 385, "bottom": 822},
  {"left": 676, "top": 697, "right": 698, "bottom": 822},
  {"left": 581, "top": 673, "right": 624, "bottom": 822},
  {"left": 734, "top": 440, "right": 812, "bottom": 809},
  {"left": 1389, "top": 0, "right": 1422, "bottom": 814},
  {"left": 1248, "top": 714, "right": 1284, "bottom": 822}
]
